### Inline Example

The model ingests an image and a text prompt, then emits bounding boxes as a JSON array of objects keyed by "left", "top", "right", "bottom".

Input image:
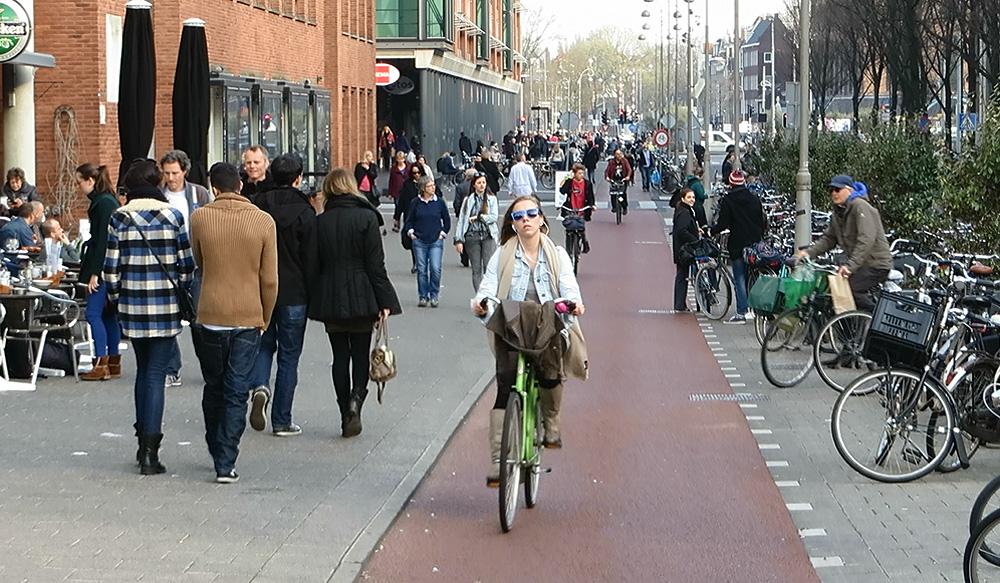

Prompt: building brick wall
[{"left": 24, "top": 0, "right": 374, "bottom": 228}]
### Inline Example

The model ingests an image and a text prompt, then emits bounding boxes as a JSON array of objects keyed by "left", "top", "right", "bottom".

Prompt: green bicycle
[{"left": 482, "top": 297, "right": 576, "bottom": 532}]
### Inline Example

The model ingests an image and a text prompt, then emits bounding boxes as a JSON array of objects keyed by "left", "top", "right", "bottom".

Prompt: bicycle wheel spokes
[
  {"left": 815, "top": 311, "right": 873, "bottom": 393},
  {"left": 966, "top": 508, "right": 1000, "bottom": 580},
  {"left": 695, "top": 266, "right": 732, "bottom": 320},
  {"left": 832, "top": 370, "right": 954, "bottom": 483},
  {"left": 498, "top": 395, "right": 522, "bottom": 532},
  {"left": 761, "top": 309, "right": 815, "bottom": 387}
]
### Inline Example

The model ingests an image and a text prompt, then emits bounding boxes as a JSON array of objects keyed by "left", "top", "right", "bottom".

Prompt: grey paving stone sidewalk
[
  {"left": 0, "top": 220, "right": 494, "bottom": 583},
  {"left": 689, "top": 310, "right": 998, "bottom": 582}
]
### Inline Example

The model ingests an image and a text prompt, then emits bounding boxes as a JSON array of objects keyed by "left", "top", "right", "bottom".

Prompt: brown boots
[
  {"left": 486, "top": 409, "right": 504, "bottom": 488},
  {"left": 540, "top": 385, "right": 564, "bottom": 449},
  {"left": 81, "top": 356, "right": 111, "bottom": 381},
  {"left": 81, "top": 354, "right": 121, "bottom": 381}
]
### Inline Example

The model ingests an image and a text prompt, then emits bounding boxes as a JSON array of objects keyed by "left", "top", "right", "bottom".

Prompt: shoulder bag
[
  {"left": 126, "top": 216, "right": 197, "bottom": 323},
  {"left": 369, "top": 313, "right": 397, "bottom": 403}
]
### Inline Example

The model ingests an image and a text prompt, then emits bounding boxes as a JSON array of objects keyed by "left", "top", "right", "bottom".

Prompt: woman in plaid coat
[{"left": 104, "top": 159, "right": 195, "bottom": 476}]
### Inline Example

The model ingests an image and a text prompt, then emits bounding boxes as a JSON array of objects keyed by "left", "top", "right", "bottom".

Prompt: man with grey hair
[
  {"left": 241, "top": 145, "right": 275, "bottom": 200},
  {"left": 29, "top": 201, "right": 45, "bottom": 244},
  {"left": 160, "top": 149, "right": 213, "bottom": 388}
]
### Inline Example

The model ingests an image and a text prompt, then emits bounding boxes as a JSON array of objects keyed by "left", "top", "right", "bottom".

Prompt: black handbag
[
  {"left": 127, "top": 217, "right": 198, "bottom": 323},
  {"left": 678, "top": 237, "right": 721, "bottom": 265}
]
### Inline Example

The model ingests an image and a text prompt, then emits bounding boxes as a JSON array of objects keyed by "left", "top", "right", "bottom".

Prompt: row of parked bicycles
[{"left": 683, "top": 188, "right": 1000, "bottom": 581}]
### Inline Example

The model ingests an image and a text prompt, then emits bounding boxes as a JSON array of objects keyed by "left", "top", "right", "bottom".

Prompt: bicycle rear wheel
[
  {"left": 694, "top": 264, "right": 733, "bottom": 320},
  {"left": 814, "top": 311, "right": 873, "bottom": 393},
  {"left": 524, "top": 397, "right": 543, "bottom": 508},
  {"left": 966, "top": 507, "right": 1000, "bottom": 581},
  {"left": 971, "top": 475, "right": 1000, "bottom": 568},
  {"left": 498, "top": 393, "right": 522, "bottom": 533},
  {"left": 831, "top": 369, "right": 954, "bottom": 483},
  {"left": 761, "top": 307, "right": 815, "bottom": 387}
]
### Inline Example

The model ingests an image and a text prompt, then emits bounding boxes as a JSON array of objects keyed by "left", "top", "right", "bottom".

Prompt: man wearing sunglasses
[{"left": 797, "top": 174, "right": 891, "bottom": 311}]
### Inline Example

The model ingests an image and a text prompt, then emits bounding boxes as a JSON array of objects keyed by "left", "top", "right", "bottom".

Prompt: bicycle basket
[
  {"left": 862, "top": 292, "right": 940, "bottom": 369},
  {"left": 562, "top": 215, "right": 585, "bottom": 231}
]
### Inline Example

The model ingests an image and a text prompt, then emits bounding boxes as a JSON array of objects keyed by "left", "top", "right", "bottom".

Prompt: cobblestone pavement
[
  {"left": 663, "top": 210, "right": 998, "bottom": 581},
  {"left": 0, "top": 209, "right": 495, "bottom": 583}
]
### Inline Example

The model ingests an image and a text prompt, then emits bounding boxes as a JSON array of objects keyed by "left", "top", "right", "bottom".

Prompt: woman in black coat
[
  {"left": 310, "top": 168, "right": 402, "bottom": 438},
  {"left": 672, "top": 187, "right": 700, "bottom": 312},
  {"left": 353, "top": 150, "right": 380, "bottom": 206}
]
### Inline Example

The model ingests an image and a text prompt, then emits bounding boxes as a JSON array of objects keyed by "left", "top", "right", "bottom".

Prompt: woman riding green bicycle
[{"left": 471, "top": 195, "right": 586, "bottom": 488}]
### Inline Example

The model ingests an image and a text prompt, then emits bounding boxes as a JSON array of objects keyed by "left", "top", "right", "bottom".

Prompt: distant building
[
  {"left": 376, "top": 0, "right": 523, "bottom": 157},
  {"left": 740, "top": 16, "right": 794, "bottom": 128}
]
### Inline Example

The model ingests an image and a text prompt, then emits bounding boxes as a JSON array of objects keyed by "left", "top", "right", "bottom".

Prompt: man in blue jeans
[
  {"left": 190, "top": 162, "right": 278, "bottom": 483},
  {"left": 711, "top": 170, "right": 765, "bottom": 324},
  {"left": 248, "top": 154, "right": 317, "bottom": 436}
]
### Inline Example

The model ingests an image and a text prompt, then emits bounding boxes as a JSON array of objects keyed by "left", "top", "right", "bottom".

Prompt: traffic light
[
  {"left": 748, "top": 104, "right": 755, "bottom": 119},
  {"left": 602, "top": 111, "right": 609, "bottom": 125}
]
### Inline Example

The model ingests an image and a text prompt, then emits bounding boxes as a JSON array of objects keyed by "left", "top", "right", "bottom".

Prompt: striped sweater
[
  {"left": 104, "top": 198, "right": 195, "bottom": 338},
  {"left": 190, "top": 192, "right": 278, "bottom": 329}
]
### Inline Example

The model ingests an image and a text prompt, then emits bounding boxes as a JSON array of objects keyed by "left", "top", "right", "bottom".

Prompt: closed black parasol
[
  {"left": 118, "top": 0, "right": 157, "bottom": 186},
  {"left": 172, "top": 18, "right": 210, "bottom": 187}
]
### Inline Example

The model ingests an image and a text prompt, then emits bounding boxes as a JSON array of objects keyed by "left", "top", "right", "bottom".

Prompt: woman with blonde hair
[
  {"left": 354, "top": 150, "right": 380, "bottom": 206},
  {"left": 309, "top": 168, "right": 401, "bottom": 438}
]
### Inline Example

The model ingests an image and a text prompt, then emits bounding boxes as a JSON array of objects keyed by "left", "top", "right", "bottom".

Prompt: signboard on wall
[
  {"left": 0, "top": 0, "right": 31, "bottom": 63},
  {"left": 375, "top": 63, "right": 401, "bottom": 87},
  {"left": 383, "top": 76, "right": 414, "bottom": 95}
]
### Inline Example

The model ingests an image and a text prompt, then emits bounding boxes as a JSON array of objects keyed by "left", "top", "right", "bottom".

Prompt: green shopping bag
[
  {"left": 748, "top": 266, "right": 788, "bottom": 316},
  {"left": 780, "top": 264, "right": 826, "bottom": 309}
]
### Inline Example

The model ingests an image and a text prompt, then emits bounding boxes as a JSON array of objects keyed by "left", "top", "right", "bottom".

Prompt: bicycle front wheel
[
  {"left": 524, "top": 397, "right": 543, "bottom": 508},
  {"left": 541, "top": 171, "right": 555, "bottom": 189},
  {"left": 761, "top": 307, "right": 815, "bottom": 387},
  {"left": 694, "top": 264, "right": 733, "bottom": 320},
  {"left": 971, "top": 475, "right": 1000, "bottom": 568},
  {"left": 498, "top": 393, "right": 522, "bottom": 532},
  {"left": 831, "top": 369, "right": 954, "bottom": 483},
  {"left": 814, "top": 311, "right": 873, "bottom": 393},
  {"left": 966, "top": 507, "right": 1000, "bottom": 581}
]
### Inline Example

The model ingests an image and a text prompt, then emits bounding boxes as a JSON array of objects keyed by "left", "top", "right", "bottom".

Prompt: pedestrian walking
[
  {"left": 637, "top": 143, "right": 655, "bottom": 192},
  {"left": 471, "top": 195, "right": 586, "bottom": 486},
  {"left": 712, "top": 170, "right": 764, "bottom": 323},
  {"left": 404, "top": 175, "right": 450, "bottom": 307},
  {"left": 583, "top": 141, "right": 600, "bottom": 184},
  {"left": 671, "top": 187, "right": 700, "bottom": 312},
  {"left": 160, "top": 149, "right": 213, "bottom": 388},
  {"left": 354, "top": 150, "right": 380, "bottom": 206},
  {"left": 453, "top": 168, "right": 477, "bottom": 267},
  {"left": 387, "top": 151, "right": 409, "bottom": 211},
  {"left": 310, "top": 168, "right": 402, "bottom": 437},
  {"left": 474, "top": 151, "right": 502, "bottom": 195},
  {"left": 416, "top": 153, "right": 434, "bottom": 181},
  {"left": 247, "top": 154, "right": 317, "bottom": 437},
  {"left": 455, "top": 173, "right": 499, "bottom": 291},
  {"left": 77, "top": 163, "right": 121, "bottom": 382},
  {"left": 394, "top": 163, "right": 424, "bottom": 273},
  {"left": 379, "top": 126, "right": 396, "bottom": 170},
  {"left": 507, "top": 153, "right": 537, "bottom": 196},
  {"left": 459, "top": 131, "right": 473, "bottom": 159},
  {"left": 103, "top": 159, "right": 195, "bottom": 475},
  {"left": 395, "top": 130, "right": 411, "bottom": 155},
  {"left": 190, "top": 162, "right": 278, "bottom": 484}
]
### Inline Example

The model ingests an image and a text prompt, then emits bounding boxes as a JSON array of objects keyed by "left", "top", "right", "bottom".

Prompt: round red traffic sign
[{"left": 653, "top": 129, "right": 670, "bottom": 148}]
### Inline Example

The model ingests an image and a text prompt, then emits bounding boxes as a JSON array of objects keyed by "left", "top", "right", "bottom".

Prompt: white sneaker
[{"left": 745, "top": 310, "right": 755, "bottom": 321}]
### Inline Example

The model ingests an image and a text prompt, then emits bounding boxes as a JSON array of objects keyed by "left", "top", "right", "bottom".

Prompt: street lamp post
[
  {"left": 733, "top": 0, "right": 741, "bottom": 171},
  {"left": 794, "top": 0, "right": 811, "bottom": 249},
  {"left": 702, "top": 0, "right": 712, "bottom": 194},
  {"left": 770, "top": 15, "right": 777, "bottom": 137},
  {"left": 672, "top": 0, "right": 681, "bottom": 160},
  {"left": 685, "top": 0, "right": 695, "bottom": 175}
]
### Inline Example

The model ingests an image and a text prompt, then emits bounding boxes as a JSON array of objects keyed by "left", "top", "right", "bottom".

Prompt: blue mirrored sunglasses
[{"left": 511, "top": 208, "right": 542, "bottom": 222}]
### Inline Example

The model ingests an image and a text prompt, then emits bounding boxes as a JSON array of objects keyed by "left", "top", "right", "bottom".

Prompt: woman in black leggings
[{"left": 309, "top": 168, "right": 401, "bottom": 437}]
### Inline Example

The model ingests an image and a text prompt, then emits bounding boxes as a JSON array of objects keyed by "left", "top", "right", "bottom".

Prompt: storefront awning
[{"left": 8, "top": 52, "right": 56, "bottom": 68}]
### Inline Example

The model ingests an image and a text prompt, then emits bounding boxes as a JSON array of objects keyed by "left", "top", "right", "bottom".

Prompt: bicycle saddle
[{"left": 971, "top": 262, "right": 994, "bottom": 276}]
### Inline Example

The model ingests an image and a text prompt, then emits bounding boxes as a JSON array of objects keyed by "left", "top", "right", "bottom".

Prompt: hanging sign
[
  {"left": 375, "top": 63, "right": 401, "bottom": 87},
  {"left": 0, "top": 0, "right": 31, "bottom": 63},
  {"left": 383, "top": 76, "right": 414, "bottom": 96}
]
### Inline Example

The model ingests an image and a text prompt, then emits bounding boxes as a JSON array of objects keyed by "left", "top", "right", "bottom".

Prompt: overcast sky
[{"left": 526, "top": 0, "right": 788, "bottom": 50}]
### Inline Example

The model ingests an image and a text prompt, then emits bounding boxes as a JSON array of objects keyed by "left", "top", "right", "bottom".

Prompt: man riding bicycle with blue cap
[{"left": 797, "top": 174, "right": 892, "bottom": 311}]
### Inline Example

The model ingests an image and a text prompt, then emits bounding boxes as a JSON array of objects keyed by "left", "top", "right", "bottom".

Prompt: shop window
[
  {"left": 259, "top": 89, "right": 283, "bottom": 156},
  {"left": 288, "top": 91, "right": 311, "bottom": 165},
  {"left": 225, "top": 88, "right": 252, "bottom": 165},
  {"left": 376, "top": 0, "right": 418, "bottom": 38},
  {"left": 313, "top": 92, "right": 331, "bottom": 173}
]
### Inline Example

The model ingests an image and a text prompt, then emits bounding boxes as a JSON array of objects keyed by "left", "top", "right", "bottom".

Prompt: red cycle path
[{"left": 362, "top": 190, "right": 819, "bottom": 583}]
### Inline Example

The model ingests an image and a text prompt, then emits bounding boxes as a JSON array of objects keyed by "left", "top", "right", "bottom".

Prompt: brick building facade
[{"left": 16, "top": 0, "right": 375, "bottom": 224}]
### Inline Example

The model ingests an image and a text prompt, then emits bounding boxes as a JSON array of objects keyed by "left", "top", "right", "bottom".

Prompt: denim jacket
[
  {"left": 476, "top": 241, "right": 582, "bottom": 304},
  {"left": 454, "top": 192, "right": 499, "bottom": 244}
]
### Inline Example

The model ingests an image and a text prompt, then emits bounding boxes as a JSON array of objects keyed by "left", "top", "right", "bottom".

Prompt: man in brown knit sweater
[{"left": 190, "top": 162, "right": 278, "bottom": 484}]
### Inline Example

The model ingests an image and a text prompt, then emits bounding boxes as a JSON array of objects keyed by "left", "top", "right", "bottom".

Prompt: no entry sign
[
  {"left": 653, "top": 128, "right": 670, "bottom": 148},
  {"left": 375, "top": 63, "right": 401, "bottom": 87}
]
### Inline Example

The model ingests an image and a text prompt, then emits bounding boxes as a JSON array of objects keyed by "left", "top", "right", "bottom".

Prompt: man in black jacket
[
  {"left": 241, "top": 145, "right": 276, "bottom": 201},
  {"left": 248, "top": 154, "right": 318, "bottom": 436},
  {"left": 712, "top": 170, "right": 765, "bottom": 324},
  {"left": 582, "top": 142, "right": 601, "bottom": 184}
]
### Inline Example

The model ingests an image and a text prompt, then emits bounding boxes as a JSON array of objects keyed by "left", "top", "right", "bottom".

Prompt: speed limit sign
[{"left": 653, "top": 128, "right": 670, "bottom": 148}]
